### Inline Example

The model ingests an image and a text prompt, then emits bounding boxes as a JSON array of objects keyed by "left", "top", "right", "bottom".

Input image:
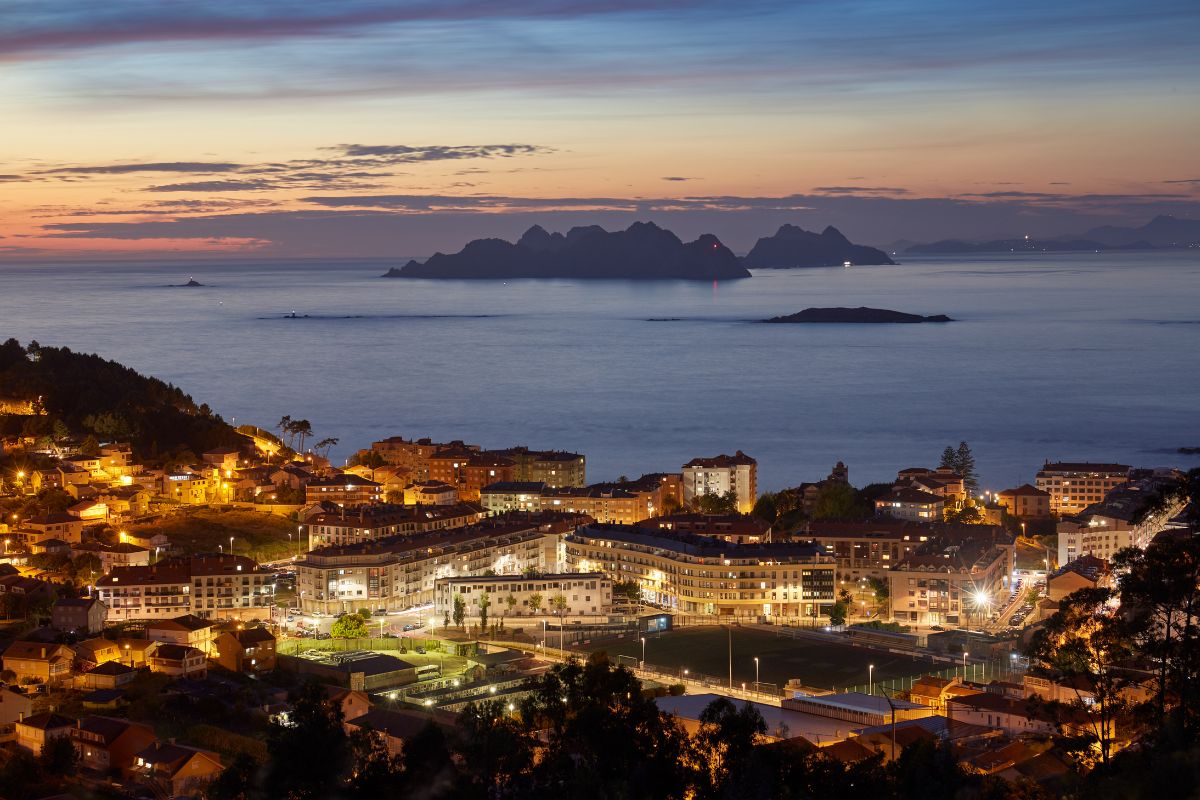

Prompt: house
[
  {"left": 945, "top": 692, "right": 1110, "bottom": 740},
  {"left": 134, "top": 741, "right": 223, "bottom": 796},
  {"left": 31, "top": 538, "right": 72, "bottom": 556},
  {"left": 113, "top": 638, "right": 159, "bottom": 667},
  {"left": 214, "top": 626, "right": 277, "bottom": 673},
  {"left": 0, "top": 573, "right": 58, "bottom": 606},
  {"left": 996, "top": 485, "right": 1051, "bottom": 520},
  {"left": 345, "top": 707, "right": 454, "bottom": 758},
  {"left": 73, "top": 716, "right": 158, "bottom": 774},
  {"left": 323, "top": 686, "right": 372, "bottom": 722},
  {"left": 2, "top": 641, "right": 75, "bottom": 685},
  {"left": 907, "top": 675, "right": 973, "bottom": 712},
  {"left": 20, "top": 513, "right": 86, "bottom": 544},
  {"left": 98, "top": 542, "right": 152, "bottom": 572},
  {"left": 74, "top": 637, "right": 122, "bottom": 668},
  {"left": 51, "top": 596, "right": 107, "bottom": 635},
  {"left": 82, "top": 688, "right": 127, "bottom": 710},
  {"left": 875, "top": 488, "right": 945, "bottom": 522},
  {"left": 147, "top": 643, "right": 207, "bottom": 678},
  {"left": 77, "top": 660, "right": 138, "bottom": 690},
  {"left": 68, "top": 500, "right": 109, "bottom": 522},
  {"left": 0, "top": 687, "right": 34, "bottom": 741},
  {"left": 15, "top": 712, "right": 76, "bottom": 756},
  {"left": 147, "top": 614, "right": 217, "bottom": 655},
  {"left": 1047, "top": 555, "right": 1109, "bottom": 602}
]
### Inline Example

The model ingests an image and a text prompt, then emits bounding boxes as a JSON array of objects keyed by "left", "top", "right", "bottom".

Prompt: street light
[
  {"left": 640, "top": 636, "right": 646, "bottom": 669},
  {"left": 962, "top": 651, "right": 969, "bottom": 680},
  {"left": 230, "top": 536, "right": 235, "bottom": 556},
  {"left": 869, "top": 663, "right": 874, "bottom": 696},
  {"left": 754, "top": 657, "right": 760, "bottom": 693}
]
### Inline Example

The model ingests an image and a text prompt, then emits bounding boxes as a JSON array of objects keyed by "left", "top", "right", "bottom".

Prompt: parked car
[{"left": 416, "top": 646, "right": 426, "bottom": 655}]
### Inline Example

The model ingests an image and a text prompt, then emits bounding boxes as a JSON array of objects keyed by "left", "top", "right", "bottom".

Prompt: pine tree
[
  {"left": 939, "top": 446, "right": 957, "bottom": 471},
  {"left": 956, "top": 441, "right": 979, "bottom": 494}
]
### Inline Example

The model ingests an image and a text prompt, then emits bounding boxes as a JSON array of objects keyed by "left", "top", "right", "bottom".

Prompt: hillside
[
  {"left": 0, "top": 338, "right": 239, "bottom": 463},
  {"left": 385, "top": 221, "right": 751, "bottom": 280},
  {"left": 742, "top": 224, "right": 895, "bottom": 268}
]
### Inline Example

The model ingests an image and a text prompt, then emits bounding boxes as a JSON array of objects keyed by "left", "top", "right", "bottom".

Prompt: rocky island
[
  {"left": 764, "top": 307, "right": 954, "bottom": 324},
  {"left": 742, "top": 224, "right": 894, "bottom": 268},
  {"left": 384, "top": 221, "right": 750, "bottom": 280}
]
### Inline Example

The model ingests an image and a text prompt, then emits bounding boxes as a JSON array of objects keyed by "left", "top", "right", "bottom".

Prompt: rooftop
[{"left": 683, "top": 450, "right": 757, "bottom": 468}]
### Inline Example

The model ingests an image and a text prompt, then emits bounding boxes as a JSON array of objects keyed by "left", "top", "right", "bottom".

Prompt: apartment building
[
  {"left": 368, "top": 437, "right": 479, "bottom": 479},
  {"left": 305, "top": 474, "right": 382, "bottom": 507},
  {"left": 302, "top": 502, "right": 485, "bottom": 550},
  {"left": 682, "top": 451, "right": 757, "bottom": 513},
  {"left": 874, "top": 488, "right": 945, "bottom": 522},
  {"left": 96, "top": 554, "right": 274, "bottom": 622},
  {"left": 495, "top": 447, "right": 586, "bottom": 488},
  {"left": 1035, "top": 462, "right": 1130, "bottom": 516},
  {"left": 1056, "top": 473, "right": 1185, "bottom": 563},
  {"left": 884, "top": 529, "right": 1015, "bottom": 628},
  {"left": 564, "top": 523, "right": 835, "bottom": 621},
  {"left": 634, "top": 513, "right": 773, "bottom": 544},
  {"left": 482, "top": 480, "right": 665, "bottom": 525},
  {"left": 434, "top": 572, "right": 613, "bottom": 619},
  {"left": 295, "top": 513, "right": 584, "bottom": 615}
]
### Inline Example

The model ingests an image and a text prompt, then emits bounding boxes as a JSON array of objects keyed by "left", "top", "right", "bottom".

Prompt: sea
[{"left": 2, "top": 251, "right": 1198, "bottom": 491}]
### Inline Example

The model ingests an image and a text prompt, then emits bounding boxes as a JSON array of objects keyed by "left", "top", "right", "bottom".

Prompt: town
[{"left": 2, "top": 361, "right": 1197, "bottom": 799}]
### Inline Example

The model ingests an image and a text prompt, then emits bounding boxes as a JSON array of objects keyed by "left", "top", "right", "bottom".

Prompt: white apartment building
[
  {"left": 96, "top": 554, "right": 274, "bottom": 622},
  {"left": 434, "top": 572, "right": 612, "bottom": 620},
  {"left": 1035, "top": 462, "right": 1130, "bottom": 516},
  {"left": 682, "top": 451, "right": 757, "bottom": 514}
]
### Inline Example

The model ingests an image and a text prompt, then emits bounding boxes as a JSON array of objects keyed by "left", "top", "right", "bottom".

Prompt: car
[
  {"left": 373, "top": 609, "right": 388, "bottom": 616},
  {"left": 416, "top": 646, "right": 426, "bottom": 655},
  {"left": 402, "top": 624, "right": 415, "bottom": 631}
]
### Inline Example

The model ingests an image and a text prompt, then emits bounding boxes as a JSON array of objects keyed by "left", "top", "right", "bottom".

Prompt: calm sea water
[{"left": 2, "top": 252, "right": 1198, "bottom": 490}]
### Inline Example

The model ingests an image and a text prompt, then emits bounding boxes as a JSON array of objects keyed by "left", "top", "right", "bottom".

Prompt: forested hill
[{"left": 0, "top": 338, "right": 239, "bottom": 462}]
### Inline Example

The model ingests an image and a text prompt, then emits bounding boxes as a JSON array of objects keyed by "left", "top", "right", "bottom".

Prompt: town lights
[{"left": 972, "top": 589, "right": 990, "bottom": 608}]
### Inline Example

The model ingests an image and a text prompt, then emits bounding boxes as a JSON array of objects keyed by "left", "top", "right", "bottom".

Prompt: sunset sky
[{"left": 3, "top": 0, "right": 1199, "bottom": 259}]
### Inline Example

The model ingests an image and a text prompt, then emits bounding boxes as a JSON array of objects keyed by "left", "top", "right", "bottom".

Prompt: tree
[
  {"left": 478, "top": 590, "right": 491, "bottom": 632},
  {"left": 812, "top": 482, "right": 862, "bottom": 520},
  {"left": 694, "top": 697, "right": 767, "bottom": 798},
  {"left": 504, "top": 593, "right": 518, "bottom": 628},
  {"left": 829, "top": 601, "right": 848, "bottom": 626},
  {"left": 1026, "top": 587, "right": 1132, "bottom": 766},
  {"left": 314, "top": 437, "right": 338, "bottom": 459},
  {"left": 955, "top": 441, "right": 979, "bottom": 495},
  {"left": 453, "top": 593, "right": 467, "bottom": 629},
  {"left": 331, "top": 614, "right": 369, "bottom": 639},
  {"left": 277, "top": 415, "right": 293, "bottom": 448},
  {"left": 551, "top": 593, "right": 568, "bottom": 616},
  {"left": 208, "top": 752, "right": 259, "bottom": 800},
  {"left": 385, "top": 490, "right": 405, "bottom": 505},
  {"left": 529, "top": 592, "right": 543, "bottom": 616},
  {"left": 39, "top": 733, "right": 78, "bottom": 776},
  {"left": 695, "top": 490, "right": 738, "bottom": 514},
  {"left": 751, "top": 493, "right": 777, "bottom": 523},
  {"left": 288, "top": 419, "right": 314, "bottom": 454},
  {"left": 613, "top": 580, "right": 641, "bottom": 606},
  {"left": 939, "top": 446, "right": 957, "bottom": 471},
  {"left": 264, "top": 680, "right": 352, "bottom": 799}
]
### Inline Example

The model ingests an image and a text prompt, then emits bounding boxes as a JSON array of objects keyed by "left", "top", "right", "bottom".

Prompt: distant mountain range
[
  {"left": 384, "top": 221, "right": 891, "bottom": 280},
  {"left": 904, "top": 215, "right": 1200, "bottom": 254}
]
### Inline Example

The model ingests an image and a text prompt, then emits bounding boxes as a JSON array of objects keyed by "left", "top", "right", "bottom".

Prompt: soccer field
[{"left": 581, "top": 626, "right": 941, "bottom": 693}]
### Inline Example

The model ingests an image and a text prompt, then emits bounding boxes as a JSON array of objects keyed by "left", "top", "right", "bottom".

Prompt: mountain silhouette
[
  {"left": 742, "top": 224, "right": 894, "bottom": 268},
  {"left": 385, "top": 221, "right": 751, "bottom": 280}
]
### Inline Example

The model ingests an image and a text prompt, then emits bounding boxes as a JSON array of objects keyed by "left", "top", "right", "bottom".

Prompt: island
[
  {"left": 763, "top": 307, "right": 954, "bottom": 324},
  {"left": 384, "top": 221, "right": 751, "bottom": 280},
  {"left": 741, "top": 224, "right": 894, "bottom": 268}
]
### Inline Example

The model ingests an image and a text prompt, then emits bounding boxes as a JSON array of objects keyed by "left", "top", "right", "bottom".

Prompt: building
[
  {"left": 0, "top": 687, "right": 34, "bottom": 739},
  {"left": 945, "top": 693, "right": 1101, "bottom": 739},
  {"left": 906, "top": 675, "right": 973, "bottom": 712},
  {"left": 296, "top": 512, "right": 582, "bottom": 615},
  {"left": 147, "top": 614, "right": 217, "bottom": 655},
  {"left": 434, "top": 572, "right": 612, "bottom": 619},
  {"left": 402, "top": 480, "right": 457, "bottom": 505},
  {"left": 781, "top": 691, "right": 932, "bottom": 728},
  {"left": 51, "top": 596, "right": 107, "bottom": 635},
  {"left": 305, "top": 474, "right": 382, "bottom": 507},
  {"left": 134, "top": 742, "right": 223, "bottom": 797},
  {"left": 96, "top": 554, "right": 275, "bottom": 622},
  {"left": 2, "top": 641, "right": 75, "bottom": 685},
  {"left": 804, "top": 520, "right": 1004, "bottom": 584},
  {"left": 19, "top": 513, "right": 86, "bottom": 544},
  {"left": 894, "top": 467, "right": 967, "bottom": 507},
  {"left": 302, "top": 502, "right": 486, "bottom": 550},
  {"left": 884, "top": 527, "right": 1016, "bottom": 627},
  {"left": 344, "top": 708, "right": 454, "bottom": 759},
  {"left": 147, "top": 643, "right": 207, "bottom": 678},
  {"left": 1035, "top": 462, "right": 1131, "bottom": 516},
  {"left": 480, "top": 482, "right": 547, "bottom": 515},
  {"left": 634, "top": 512, "right": 772, "bottom": 544},
  {"left": 1047, "top": 555, "right": 1109, "bottom": 601},
  {"left": 75, "top": 637, "right": 122, "bottom": 668},
  {"left": 214, "top": 626, "right": 277, "bottom": 674},
  {"left": 73, "top": 716, "right": 158, "bottom": 774},
  {"left": 496, "top": 447, "right": 586, "bottom": 488},
  {"left": 76, "top": 660, "right": 138, "bottom": 690},
  {"left": 15, "top": 712, "right": 75, "bottom": 756},
  {"left": 565, "top": 523, "right": 836, "bottom": 621},
  {"left": 427, "top": 450, "right": 517, "bottom": 502},
  {"left": 875, "top": 488, "right": 945, "bottom": 522},
  {"left": 682, "top": 451, "right": 757, "bottom": 513},
  {"left": 996, "top": 485, "right": 1051, "bottom": 520},
  {"left": 368, "top": 437, "right": 479, "bottom": 479}
]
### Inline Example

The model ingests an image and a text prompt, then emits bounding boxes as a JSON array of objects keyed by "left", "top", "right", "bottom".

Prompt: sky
[{"left": 2, "top": 0, "right": 1199, "bottom": 259}]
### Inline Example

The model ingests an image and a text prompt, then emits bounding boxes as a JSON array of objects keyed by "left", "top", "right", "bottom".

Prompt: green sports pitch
[{"left": 578, "top": 626, "right": 942, "bottom": 693}]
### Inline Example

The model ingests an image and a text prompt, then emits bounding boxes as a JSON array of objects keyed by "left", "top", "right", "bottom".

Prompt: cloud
[
  {"left": 36, "top": 161, "right": 241, "bottom": 175},
  {"left": 1163, "top": 178, "right": 1200, "bottom": 185},
  {"left": 813, "top": 186, "right": 910, "bottom": 195},
  {"left": 661, "top": 176, "right": 695, "bottom": 182},
  {"left": 330, "top": 143, "right": 552, "bottom": 161}
]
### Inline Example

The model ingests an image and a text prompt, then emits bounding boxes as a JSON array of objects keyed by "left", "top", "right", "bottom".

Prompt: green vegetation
[
  {"left": 0, "top": 338, "right": 238, "bottom": 464},
  {"left": 130, "top": 507, "right": 297, "bottom": 562},
  {"left": 939, "top": 440, "right": 979, "bottom": 495},
  {"left": 694, "top": 489, "right": 738, "bottom": 514},
  {"left": 332, "top": 614, "right": 369, "bottom": 639}
]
